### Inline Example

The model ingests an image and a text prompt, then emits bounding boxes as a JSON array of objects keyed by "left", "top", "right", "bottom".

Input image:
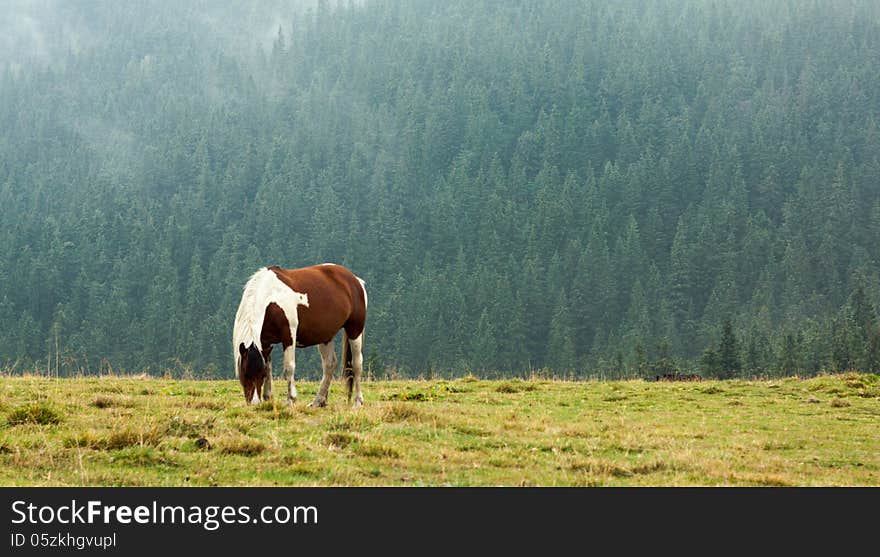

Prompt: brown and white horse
[{"left": 233, "top": 264, "right": 368, "bottom": 408}]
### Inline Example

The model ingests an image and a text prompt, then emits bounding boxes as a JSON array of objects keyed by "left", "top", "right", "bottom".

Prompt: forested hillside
[{"left": 2, "top": 0, "right": 879, "bottom": 378}]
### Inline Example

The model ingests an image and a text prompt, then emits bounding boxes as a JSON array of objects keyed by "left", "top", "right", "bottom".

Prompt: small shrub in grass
[
  {"left": 496, "top": 380, "right": 537, "bottom": 394},
  {"left": 324, "top": 432, "right": 356, "bottom": 448},
  {"left": 185, "top": 399, "right": 224, "bottom": 411},
  {"left": 436, "top": 382, "right": 470, "bottom": 393},
  {"left": 569, "top": 458, "right": 632, "bottom": 478},
  {"left": 830, "top": 398, "right": 850, "bottom": 408},
  {"left": 842, "top": 372, "right": 879, "bottom": 390},
  {"left": 64, "top": 431, "right": 102, "bottom": 449},
  {"left": 166, "top": 416, "right": 214, "bottom": 438},
  {"left": 218, "top": 437, "right": 266, "bottom": 456},
  {"left": 383, "top": 402, "right": 422, "bottom": 422},
  {"left": 91, "top": 396, "right": 135, "bottom": 409},
  {"left": 354, "top": 444, "right": 400, "bottom": 459},
  {"left": 496, "top": 382, "right": 522, "bottom": 393},
  {"left": 96, "top": 385, "right": 124, "bottom": 394},
  {"left": 384, "top": 390, "right": 430, "bottom": 402},
  {"left": 104, "top": 427, "right": 165, "bottom": 449},
  {"left": 6, "top": 403, "right": 62, "bottom": 426},
  {"left": 92, "top": 396, "right": 114, "bottom": 409},
  {"left": 110, "top": 446, "right": 176, "bottom": 467},
  {"left": 450, "top": 423, "right": 489, "bottom": 437},
  {"left": 325, "top": 413, "right": 376, "bottom": 432},
  {"left": 64, "top": 426, "right": 164, "bottom": 450}
]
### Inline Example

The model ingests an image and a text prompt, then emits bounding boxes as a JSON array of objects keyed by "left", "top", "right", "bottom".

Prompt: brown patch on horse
[
  {"left": 267, "top": 264, "right": 367, "bottom": 347},
  {"left": 260, "top": 302, "right": 294, "bottom": 349}
]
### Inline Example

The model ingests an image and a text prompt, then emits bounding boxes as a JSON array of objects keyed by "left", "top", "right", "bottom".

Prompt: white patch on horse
[
  {"left": 348, "top": 333, "right": 365, "bottom": 408},
  {"left": 250, "top": 390, "right": 261, "bottom": 405},
  {"left": 232, "top": 267, "right": 309, "bottom": 377},
  {"left": 356, "top": 276, "right": 367, "bottom": 308}
]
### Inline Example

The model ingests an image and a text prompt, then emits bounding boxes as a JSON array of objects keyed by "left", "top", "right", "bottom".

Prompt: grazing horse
[{"left": 233, "top": 264, "right": 368, "bottom": 408}]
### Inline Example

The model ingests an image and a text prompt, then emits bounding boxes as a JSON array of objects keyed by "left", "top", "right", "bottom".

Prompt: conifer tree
[
  {"left": 864, "top": 329, "right": 880, "bottom": 374},
  {"left": 779, "top": 333, "right": 801, "bottom": 377},
  {"left": 651, "top": 339, "right": 677, "bottom": 377},
  {"left": 718, "top": 319, "right": 742, "bottom": 379},
  {"left": 700, "top": 347, "right": 720, "bottom": 378},
  {"left": 547, "top": 291, "right": 577, "bottom": 374}
]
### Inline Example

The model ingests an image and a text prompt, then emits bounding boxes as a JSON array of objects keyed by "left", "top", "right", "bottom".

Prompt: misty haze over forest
[{"left": 1, "top": 0, "right": 879, "bottom": 379}]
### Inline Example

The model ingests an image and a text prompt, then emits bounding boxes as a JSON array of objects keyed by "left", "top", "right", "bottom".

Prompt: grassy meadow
[{"left": 0, "top": 373, "right": 878, "bottom": 486}]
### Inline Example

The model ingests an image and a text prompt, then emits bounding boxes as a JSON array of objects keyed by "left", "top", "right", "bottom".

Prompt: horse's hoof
[
  {"left": 352, "top": 400, "right": 364, "bottom": 409},
  {"left": 308, "top": 398, "right": 326, "bottom": 408},
  {"left": 286, "top": 397, "right": 296, "bottom": 406}
]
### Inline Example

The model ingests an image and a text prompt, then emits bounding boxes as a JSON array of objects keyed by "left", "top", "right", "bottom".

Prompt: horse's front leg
[
  {"left": 283, "top": 342, "right": 297, "bottom": 405},
  {"left": 262, "top": 350, "right": 273, "bottom": 401}
]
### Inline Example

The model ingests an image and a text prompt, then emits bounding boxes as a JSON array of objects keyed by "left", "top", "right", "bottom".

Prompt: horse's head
[{"left": 238, "top": 342, "right": 266, "bottom": 405}]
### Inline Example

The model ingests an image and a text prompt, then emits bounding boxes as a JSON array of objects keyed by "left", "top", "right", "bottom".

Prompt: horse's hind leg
[
  {"left": 262, "top": 349, "right": 273, "bottom": 401},
  {"left": 349, "top": 333, "right": 365, "bottom": 408},
  {"left": 283, "top": 343, "right": 297, "bottom": 405},
  {"left": 309, "top": 340, "right": 337, "bottom": 408}
]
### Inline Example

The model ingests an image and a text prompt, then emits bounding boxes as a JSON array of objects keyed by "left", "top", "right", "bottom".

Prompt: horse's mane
[{"left": 233, "top": 268, "right": 267, "bottom": 376}]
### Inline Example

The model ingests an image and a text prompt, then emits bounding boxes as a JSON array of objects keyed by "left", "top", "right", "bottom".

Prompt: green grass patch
[
  {"left": 0, "top": 375, "right": 877, "bottom": 486},
  {"left": 110, "top": 446, "right": 177, "bottom": 467},
  {"left": 382, "top": 402, "right": 423, "bottom": 422},
  {"left": 166, "top": 416, "right": 214, "bottom": 438},
  {"left": 495, "top": 380, "right": 538, "bottom": 393},
  {"left": 354, "top": 443, "right": 400, "bottom": 459},
  {"left": 6, "top": 403, "right": 63, "bottom": 426},
  {"left": 66, "top": 425, "right": 166, "bottom": 450},
  {"left": 384, "top": 390, "right": 431, "bottom": 402},
  {"left": 217, "top": 436, "right": 266, "bottom": 456},
  {"left": 324, "top": 432, "right": 356, "bottom": 448},
  {"left": 325, "top": 412, "right": 376, "bottom": 432},
  {"left": 92, "top": 395, "right": 136, "bottom": 408}
]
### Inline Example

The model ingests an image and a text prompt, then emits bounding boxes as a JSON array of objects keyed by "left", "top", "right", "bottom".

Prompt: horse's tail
[{"left": 341, "top": 329, "right": 354, "bottom": 402}]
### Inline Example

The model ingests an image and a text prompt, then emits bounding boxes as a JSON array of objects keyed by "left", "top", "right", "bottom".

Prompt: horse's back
[{"left": 268, "top": 264, "right": 366, "bottom": 346}]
